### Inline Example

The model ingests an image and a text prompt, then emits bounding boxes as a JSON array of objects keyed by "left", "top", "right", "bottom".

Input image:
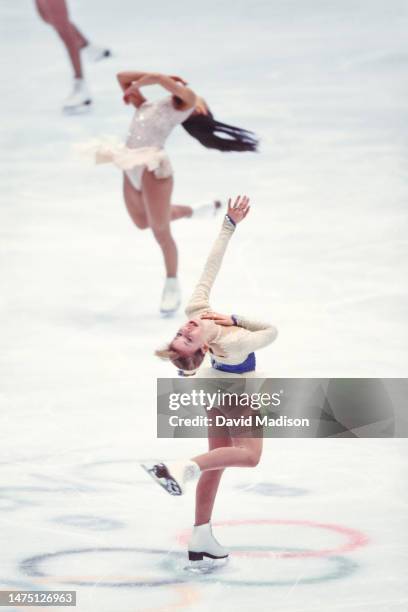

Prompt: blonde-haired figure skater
[
  {"left": 35, "top": 0, "right": 111, "bottom": 112},
  {"left": 144, "top": 195, "right": 277, "bottom": 566},
  {"left": 155, "top": 195, "right": 277, "bottom": 372},
  {"left": 95, "top": 72, "right": 258, "bottom": 314}
]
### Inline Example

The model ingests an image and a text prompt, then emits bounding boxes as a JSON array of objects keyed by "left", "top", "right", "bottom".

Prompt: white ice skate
[
  {"left": 160, "top": 277, "right": 181, "bottom": 316},
  {"left": 83, "top": 43, "right": 112, "bottom": 62},
  {"left": 192, "top": 200, "right": 222, "bottom": 219},
  {"left": 141, "top": 460, "right": 200, "bottom": 496},
  {"left": 63, "top": 78, "right": 92, "bottom": 114},
  {"left": 188, "top": 522, "right": 229, "bottom": 570}
]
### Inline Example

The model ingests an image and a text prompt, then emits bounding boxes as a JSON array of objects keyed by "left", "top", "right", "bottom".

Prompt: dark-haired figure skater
[
  {"left": 35, "top": 0, "right": 111, "bottom": 112},
  {"left": 95, "top": 72, "right": 258, "bottom": 314},
  {"left": 144, "top": 196, "right": 277, "bottom": 565}
]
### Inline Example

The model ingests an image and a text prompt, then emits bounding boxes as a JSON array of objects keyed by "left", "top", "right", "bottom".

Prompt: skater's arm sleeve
[
  {"left": 234, "top": 316, "right": 278, "bottom": 352},
  {"left": 185, "top": 217, "right": 236, "bottom": 318}
]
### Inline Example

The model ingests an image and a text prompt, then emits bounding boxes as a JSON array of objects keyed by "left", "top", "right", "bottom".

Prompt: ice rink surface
[{"left": 1, "top": 0, "right": 408, "bottom": 610}]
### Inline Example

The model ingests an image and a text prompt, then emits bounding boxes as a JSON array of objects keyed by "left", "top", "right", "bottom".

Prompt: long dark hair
[{"left": 182, "top": 110, "right": 258, "bottom": 152}]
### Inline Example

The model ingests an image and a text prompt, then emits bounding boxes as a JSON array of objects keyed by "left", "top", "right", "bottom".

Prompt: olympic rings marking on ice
[
  {"left": 19, "top": 546, "right": 358, "bottom": 589},
  {"left": 51, "top": 514, "right": 124, "bottom": 531},
  {"left": 0, "top": 578, "right": 39, "bottom": 590},
  {"left": 1, "top": 576, "right": 200, "bottom": 612},
  {"left": 162, "top": 547, "right": 358, "bottom": 587},
  {"left": 21, "top": 548, "right": 187, "bottom": 588},
  {"left": 176, "top": 519, "right": 369, "bottom": 558},
  {"left": 0, "top": 486, "right": 59, "bottom": 513}
]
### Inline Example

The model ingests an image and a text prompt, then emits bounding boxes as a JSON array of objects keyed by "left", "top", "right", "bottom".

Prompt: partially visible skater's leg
[
  {"left": 35, "top": 0, "right": 93, "bottom": 111},
  {"left": 190, "top": 422, "right": 244, "bottom": 564},
  {"left": 195, "top": 424, "right": 232, "bottom": 525},
  {"left": 35, "top": 0, "right": 84, "bottom": 78},
  {"left": 193, "top": 436, "right": 263, "bottom": 471},
  {"left": 123, "top": 174, "right": 149, "bottom": 229},
  {"left": 142, "top": 437, "right": 262, "bottom": 497},
  {"left": 123, "top": 175, "right": 193, "bottom": 227},
  {"left": 170, "top": 204, "right": 193, "bottom": 220},
  {"left": 142, "top": 171, "right": 181, "bottom": 314},
  {"left": 189, "top": 445, "right": 230, "bottom": 561},
  {"left": 71, "top": 23, "right": 89, "bottom": 51},
  {"left": 142, "top": 171, "right": 177, "bottom": 277}
]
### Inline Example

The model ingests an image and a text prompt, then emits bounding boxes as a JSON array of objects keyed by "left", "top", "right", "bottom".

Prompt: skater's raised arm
[
  {"left": 117, "top": 71, "right": 150, "bottom": 91},
  {"left": 186, "top": 196, "right": 250, "bottom": 318},
  {"left": 118, "top": 71, "right": 196, "bottom": 110},
  {"left": 133, "top": 73, "right": 197, "bottom": 110}
]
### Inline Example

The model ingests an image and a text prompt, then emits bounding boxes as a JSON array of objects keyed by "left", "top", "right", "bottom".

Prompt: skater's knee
[
  {"left": 239, "top": 449, "right": 261, "bottom": 467},
  {"left": 134, "top": 216, "right": 149, "bottom": 230},
  {"left": 152, "top": 225, "right": 172, "bottom": 246},
  {"left": 247, "top": 453, "right": 261, "bottom": 468}
]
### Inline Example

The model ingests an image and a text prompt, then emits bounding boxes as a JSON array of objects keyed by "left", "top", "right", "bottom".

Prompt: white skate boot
[
  {"left": 83, "top": 43, "right": 112, "bottom": 62},
  {"left": 141, "top": 460, "right": 200, "bottom": 496},
  {"left": 63, "top": 78, "right": 92, "bottom": 114},
  {"left": 160, "top": 277, "right": 181, "bottom": 315},
  {"left": 192, "top": 200, "right": 222, "bottom": 219},
  {"left": 188, "top": 522, "right": 229, "bottom": 568}
]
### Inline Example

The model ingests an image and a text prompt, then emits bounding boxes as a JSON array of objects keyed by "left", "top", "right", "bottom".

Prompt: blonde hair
[{"left": 155, "top": 345, "right": 205, "bottom": 374}]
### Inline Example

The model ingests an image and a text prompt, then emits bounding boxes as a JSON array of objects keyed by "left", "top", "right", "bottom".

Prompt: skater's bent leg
[
  {"left": 71, "top": 23, "right": 88, "bottom": 49},
  {"left": 123, "top": 174, "right": 149, "bottom": 229},
  {"left": 142, "top": 171, "right": 177, "bottom": 277},
  {"left": 54, "top": 23, "right": 83, "bottom": 78},
  {"left": 35, "top": 0, "right": 83, "bottom": 78},
  {"left": 170, "top": 204, "right": 193, "bottom": 221},
  {"left": 195, "top": 422, "right": 231, "bottom": 526},
  {"left": 192, "top": 436, "right": 263, "bottom": 472}
]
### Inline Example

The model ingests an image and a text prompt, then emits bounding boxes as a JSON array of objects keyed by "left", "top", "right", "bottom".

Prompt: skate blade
[
  {"left": 92, "top": 49, "right": 112, "bottom": 62},
  {"left": 160, "top": 305, "right": 180, "bottom": 318},
  {"left": 214, "top": 200, "right": 222, "bottom": 215},
  {"left": 63, "top": 100, "right": 92, "bottom": 115},
  {"left": 184, "top": 557, "right": 229, "bottom": 574},
  {"left": 160, "top": 311, "right": 177, "bottom": 319},
  {"left": 140, "top": 463, "right": 183, "bottom": 496}
]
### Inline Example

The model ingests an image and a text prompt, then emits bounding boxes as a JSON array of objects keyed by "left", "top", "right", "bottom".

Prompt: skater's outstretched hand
[
  {"left": 227, "top": 195, "right": 250, "bottom": 225},
  {"left": 200, "top": 312, "right": 235, "bottom": 326}
]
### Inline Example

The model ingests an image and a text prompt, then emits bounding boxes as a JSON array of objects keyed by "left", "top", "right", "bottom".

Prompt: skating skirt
[{"left": 77, "top": 139, "right": 173, "bottom": 190}]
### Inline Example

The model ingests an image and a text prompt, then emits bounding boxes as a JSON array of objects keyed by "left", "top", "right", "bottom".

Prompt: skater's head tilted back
[{"left": 156, "top": 323, "right": 209, "bottom": 376}]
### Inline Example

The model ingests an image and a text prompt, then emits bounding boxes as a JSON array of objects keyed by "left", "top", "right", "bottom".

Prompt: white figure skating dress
[{"left": 94, "top": 97, "right": 194, "bottom": 190}]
